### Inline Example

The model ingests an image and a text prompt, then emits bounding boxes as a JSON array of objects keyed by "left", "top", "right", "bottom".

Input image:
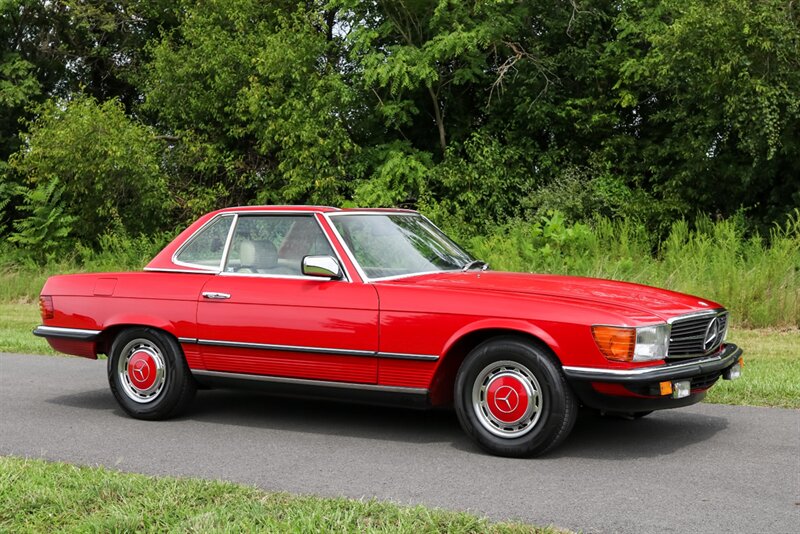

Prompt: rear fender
[{"left": 96, "top": 315, "right": 180, "bottom": 355}]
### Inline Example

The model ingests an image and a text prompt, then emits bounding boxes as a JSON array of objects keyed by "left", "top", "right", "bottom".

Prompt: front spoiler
[{"left": 562, "top": 343, "right": 743, "bottom": 384}]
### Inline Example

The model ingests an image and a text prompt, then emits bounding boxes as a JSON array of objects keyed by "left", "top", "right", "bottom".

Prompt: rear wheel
[
  {"left": 108, "top": 328, "right": 196, "bottom": 420},
  {"left": 454, "top": 337, "right": 578, "bottom": 457}
]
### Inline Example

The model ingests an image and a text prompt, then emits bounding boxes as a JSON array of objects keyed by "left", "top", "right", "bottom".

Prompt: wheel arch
[
  {"left": 96, "top": 319, "right": 180, "bottom": 356},
  {"left": 428, "top": 320, "right": 563, "bottom": 406}
]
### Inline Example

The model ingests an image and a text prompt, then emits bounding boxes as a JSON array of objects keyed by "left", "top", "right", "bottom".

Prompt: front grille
[{"left": 668, "top": 311, "right": 728, "bottom": 358}]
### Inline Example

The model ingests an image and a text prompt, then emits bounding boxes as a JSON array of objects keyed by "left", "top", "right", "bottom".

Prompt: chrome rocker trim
[
  {"left": 180, "top": 338, "right": 439, "bottom": 362},
  {"left": 33, "top": 325, "right": 101, "bottom": 341},
  {"left": 191, "top": 369, "right": 428, "bottom": 395},
  {"left": 563, "top": 343, "right": 742, "bottom": 383}
]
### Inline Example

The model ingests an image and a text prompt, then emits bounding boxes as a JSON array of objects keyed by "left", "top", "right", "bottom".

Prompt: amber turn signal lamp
[
  {"left": 39, "top": 295, "right": 54, "bottom": 320},
  {"left": 592, "top": 326, "right": 636, "bottom": 362},
  {"left": 659, "top": 381, "right": 673, "bottom": 396}
]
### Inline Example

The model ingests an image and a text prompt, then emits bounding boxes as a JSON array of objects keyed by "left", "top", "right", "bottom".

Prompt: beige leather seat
[{"left": 238, "top": 239, "right": 278, "bottom": 273}]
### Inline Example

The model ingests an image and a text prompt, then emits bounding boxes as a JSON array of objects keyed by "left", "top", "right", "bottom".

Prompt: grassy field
[
  {"left": 0, "top": 457, "right": 555, "bottom": 533},
  {"left": 2, "top": 302, "right": 797, "bottom": 408},
  {"left": 0, "top": 302, "right": 57, "bottom": 356}
]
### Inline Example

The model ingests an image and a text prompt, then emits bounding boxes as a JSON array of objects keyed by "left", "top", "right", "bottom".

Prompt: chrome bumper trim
[
  {"left": 33, "top": 325, "right": 101, "bottom": 341},
  {"left": 191, "top": 369, "right": 428, "bottom": 395},
  {"left": 563, "top": 343, "right": 742, "bottom": 383}
]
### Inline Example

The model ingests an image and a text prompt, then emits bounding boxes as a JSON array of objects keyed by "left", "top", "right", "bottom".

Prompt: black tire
[
  {"left": 108, "top": 327, "right": 196, "bottom": 420},
  {"left": 454, "top": 336, "right": 578, "bottom": 458}
]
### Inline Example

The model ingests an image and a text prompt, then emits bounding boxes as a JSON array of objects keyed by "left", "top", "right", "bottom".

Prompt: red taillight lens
[
  {"left": 592, "top": 326, "right": 636, "bottom": 362},
  {"left": 39, "top": 295, "right": 54, "bottom": 320}
]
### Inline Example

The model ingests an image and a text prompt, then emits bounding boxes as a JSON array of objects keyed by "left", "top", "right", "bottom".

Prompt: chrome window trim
[
  {"left": 144, "top": 268, "right": 219, "bottom": 274},
  {"left": 218, "top": 272, "right": 346, "bottom": 282},
  {"left": 218, "top": 213, "right": 239, "bottom": 272},
  {"left": 322, "top": 211, "right": 473, "bottom": 283},
  {"left": 323, "top": 212, "right": 370, "bottom": 282},
  {"left": 171, "top": 213, "right": 236, "bottom": 273},
  {"left": 191, "top": 369, "right": 428, "bottom": 395},
  {"left": 191, "top": 338, "right": 439, "bottom": 361},
  {"left": 217, "top": 212, "right": 352, "bottom": 283}
]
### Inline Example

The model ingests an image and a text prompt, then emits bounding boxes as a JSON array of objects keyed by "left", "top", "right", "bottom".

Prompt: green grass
[
  {"left": 3, "top": 302, "right": 796, "bottom": 408},
  {"left": 0, "top": 303, "right": 57, "bottom": 355},
  {"left": 704, "top": 329, "right": 800, "bottom": 409},
  {"left": 0, "top": 456, "right": 557, "bottom": 533}
]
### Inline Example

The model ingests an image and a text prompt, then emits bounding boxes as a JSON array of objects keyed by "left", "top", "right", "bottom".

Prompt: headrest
[{"left": 240, "top": 239, "right": 278, "bottom": 270}]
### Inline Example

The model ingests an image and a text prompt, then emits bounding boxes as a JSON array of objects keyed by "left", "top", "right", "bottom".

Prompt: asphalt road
[{"left": 1, "top": 352, "right": 798, "bottom": 533}]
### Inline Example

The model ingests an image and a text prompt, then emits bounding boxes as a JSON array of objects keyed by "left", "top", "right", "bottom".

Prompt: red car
[{"left": 34, "top": 206, "right": 743, "bottom": 457}]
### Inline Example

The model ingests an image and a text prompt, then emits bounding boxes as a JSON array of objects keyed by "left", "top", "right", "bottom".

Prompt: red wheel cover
[
  {"left": 127, "top": 351, "right": 157, "bottom": 391},
  {"left": 485, "top": 374, "right": 530, "bottom": 424}
]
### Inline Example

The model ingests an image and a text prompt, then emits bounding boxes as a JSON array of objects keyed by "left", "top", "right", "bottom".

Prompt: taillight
[{"left": 39, "top": 295, "right": 54, "bottom": 320}]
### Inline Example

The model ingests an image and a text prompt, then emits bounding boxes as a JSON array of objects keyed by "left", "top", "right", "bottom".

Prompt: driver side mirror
[{"left": 302, "top": 255, "right": 343, "bottom": 280}]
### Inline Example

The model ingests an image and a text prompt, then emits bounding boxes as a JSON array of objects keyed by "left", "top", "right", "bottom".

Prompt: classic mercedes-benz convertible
[{"left": 35, "top": 206, "right": 743, "bottom": 457}]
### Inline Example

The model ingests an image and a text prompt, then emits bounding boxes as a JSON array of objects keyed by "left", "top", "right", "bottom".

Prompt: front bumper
[{"left": 563, "top": 343, "right": 743, "bottom": 412}]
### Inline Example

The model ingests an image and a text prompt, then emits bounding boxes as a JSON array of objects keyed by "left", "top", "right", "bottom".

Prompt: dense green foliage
[{"left": 1, "top": 0, "right": 798, "bottom": 245}]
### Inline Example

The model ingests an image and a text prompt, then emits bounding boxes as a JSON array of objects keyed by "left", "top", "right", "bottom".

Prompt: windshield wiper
[{"left": 462, "top": 260, "right": 489, "bottom": 272}]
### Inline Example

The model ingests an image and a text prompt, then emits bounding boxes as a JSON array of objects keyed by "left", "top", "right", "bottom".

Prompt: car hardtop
[{"left": 209, "top": 205, "right": 420, "bottom": 216}]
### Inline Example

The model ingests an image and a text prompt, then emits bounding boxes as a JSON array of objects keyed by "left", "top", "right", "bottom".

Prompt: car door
[{"left": 196, "top": 213, "right": 379, "bottom": 384}]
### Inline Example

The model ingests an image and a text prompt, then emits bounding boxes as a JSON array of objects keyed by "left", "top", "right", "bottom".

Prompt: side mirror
[{"left": 302, "top": 255, "right": 343, "bottom": 280}]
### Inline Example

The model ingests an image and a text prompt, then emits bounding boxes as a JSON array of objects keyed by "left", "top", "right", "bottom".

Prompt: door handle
[{"left": 202, "top": 292, "right": 231, "bottom": 300}]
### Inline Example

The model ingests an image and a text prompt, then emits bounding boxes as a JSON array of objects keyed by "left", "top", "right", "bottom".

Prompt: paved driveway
[{"left": 1, "top": 352, "right": 798, "bottom": 533}]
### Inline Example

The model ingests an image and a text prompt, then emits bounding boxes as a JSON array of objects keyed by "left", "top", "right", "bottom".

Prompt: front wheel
[
  {"left": 454, "top": 337, "right": 578, "bottom": 457},
  {"left": 108, "top": 327, "right": 196, "bottom": 420}
]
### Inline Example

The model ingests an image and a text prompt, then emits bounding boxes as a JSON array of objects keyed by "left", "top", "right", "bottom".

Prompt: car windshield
[{"left": 330, "top": 213, "right": 474, "bottom": 280}]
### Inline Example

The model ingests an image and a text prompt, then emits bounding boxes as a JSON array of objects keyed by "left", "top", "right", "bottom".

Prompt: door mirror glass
[{"left": 302, "top": 255, "right": 342, "bottom": 279}]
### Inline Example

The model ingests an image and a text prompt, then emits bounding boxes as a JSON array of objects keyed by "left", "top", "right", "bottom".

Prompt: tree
[
  {"left": 145, "top": 0, "right": 355, "bottom": 207},
  {"left": 606, "top": 0, "right": 800, "bottom": 226},
  {"left": 9, "top": 95, "right": 171, "bottom": 246}
]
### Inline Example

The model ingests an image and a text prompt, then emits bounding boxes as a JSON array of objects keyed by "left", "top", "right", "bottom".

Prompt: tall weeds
[
  {"left": 2, "top": 213, "right": 797, "bottom": 328},
  {"left": 468, "top": 212, "right": 800, "bottom": 328}
]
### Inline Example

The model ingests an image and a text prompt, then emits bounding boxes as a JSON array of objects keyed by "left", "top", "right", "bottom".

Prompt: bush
[{"left": 7, "top": 95, "right": 172, "bottom": 253}]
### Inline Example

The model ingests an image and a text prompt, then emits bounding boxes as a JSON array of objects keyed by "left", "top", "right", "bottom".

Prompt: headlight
[
  {"left": 634, "top": 324, "right": 670, "bottom": 361},
  {"left": 592, "top": 324, "right": 670, "bottom": 362}
]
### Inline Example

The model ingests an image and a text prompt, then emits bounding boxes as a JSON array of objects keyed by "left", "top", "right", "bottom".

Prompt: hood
[{"left": 379, "top": 271, "right": 720, "bottom": 322}]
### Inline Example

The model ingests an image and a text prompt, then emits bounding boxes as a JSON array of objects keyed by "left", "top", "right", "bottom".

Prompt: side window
[
  {"left": 225, "top": 215, "right": 335, "bottom": 276},
  {"left": 174, "top": 215, "right": 234, "bottom": 269}
]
